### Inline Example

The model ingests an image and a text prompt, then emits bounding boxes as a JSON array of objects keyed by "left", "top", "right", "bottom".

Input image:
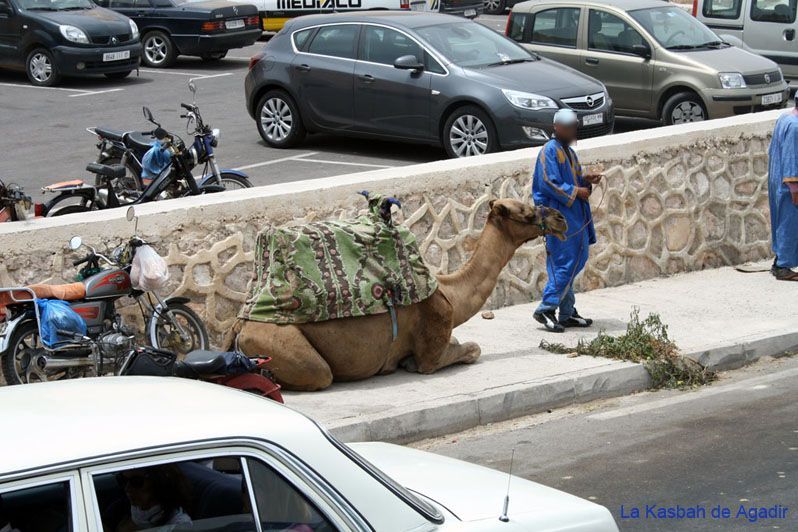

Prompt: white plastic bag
[{"left": 130, "top": 244, "right": 169, "bottom": 291}]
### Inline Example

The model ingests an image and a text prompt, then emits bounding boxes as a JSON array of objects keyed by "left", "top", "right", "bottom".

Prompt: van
[
  {"left": 249, "top": 0, "right": 482, "bottom": 32},
  {"left": 507, "top": 0, "right": 789, "bottom": 124},
  {"left": 693, "top": 0, "right": 798, "bottom": 82}
]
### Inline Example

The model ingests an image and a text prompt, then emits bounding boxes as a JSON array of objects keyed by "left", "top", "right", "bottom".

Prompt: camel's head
[{"left": 488, "top": 199, "right": 568, "bottom": 244}]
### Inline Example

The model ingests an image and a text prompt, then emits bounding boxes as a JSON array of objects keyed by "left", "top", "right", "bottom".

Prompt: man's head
[{"left": 553, "top": 108, "right": 579, "bottom": 144}]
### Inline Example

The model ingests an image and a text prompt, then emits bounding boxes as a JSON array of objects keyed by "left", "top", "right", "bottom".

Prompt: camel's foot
[
  {"left": 415, "top": 338, "right": 482, "bottom": 374},
  {"left": 400, "top": 356, "right": 418, "bottom": 373}
]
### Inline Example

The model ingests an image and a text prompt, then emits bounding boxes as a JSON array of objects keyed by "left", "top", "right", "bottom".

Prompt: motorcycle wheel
[
  {"left": 219, "top": 172, "right": 253, "bottom": 190},
  {"left": 98, "top": 155, "right": 143, "bottom": 193},
  {"left": 1, "top": 320, "right": 61, "bottom": 385},
  {"left": 148, "top": 303, "right": 209, "bottom": 360},
  {"left": 46, "top": 203, "right": 92, "bottom": 217}
]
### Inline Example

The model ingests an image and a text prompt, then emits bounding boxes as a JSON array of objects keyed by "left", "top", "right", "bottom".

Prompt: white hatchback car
[{"left": 0, "top": 378, "right": 619, "bottom": 531}]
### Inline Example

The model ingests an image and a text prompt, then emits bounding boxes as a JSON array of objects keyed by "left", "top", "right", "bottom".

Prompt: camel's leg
[
  {"left": 236, "top": 321, "right": 333, "bottom": 391},
  {"left": 410, "top": 293, "right": 482, "bottom": 374}
]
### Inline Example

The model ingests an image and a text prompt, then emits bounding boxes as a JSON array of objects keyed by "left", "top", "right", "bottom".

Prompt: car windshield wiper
[
  {"left": 698, "top": 40, "right": 728, "bottom": 48},
  {"left": 486, "top": 57, "right": 537, "bottom": 67},
  {"left": 24, "top": 6, "right": 60, "bottom": 10},
  {"left": 665, "top": 44, "right": 700, "bottom": 50}
]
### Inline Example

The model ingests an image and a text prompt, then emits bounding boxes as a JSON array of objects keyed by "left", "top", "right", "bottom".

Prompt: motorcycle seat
[
  {"left": 94, "top": 127, "right": 126, "bottom": 142},
  {"left": 0, "top": 283, "right": 86, "bottom": 308},
  {"left": 86, "top": 163, "right": 126, "bottom": 180},
  {"left": 179, "top": 350, "right": 228, "bottom": 375},
  {"left": 124, "top": 131, "right": 156, "bottom": 152}
]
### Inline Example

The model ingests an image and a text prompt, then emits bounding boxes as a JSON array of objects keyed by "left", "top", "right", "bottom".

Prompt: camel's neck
[{"left": 437, "top": 221, "right": 518, "bottom": 328}]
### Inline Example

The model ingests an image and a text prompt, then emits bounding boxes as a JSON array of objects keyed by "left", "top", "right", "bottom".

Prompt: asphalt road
[
  {"left": 415, "top": 356, "right": 798, "bottom": 531},
  {"left": 0, "top": 15, "right": 656, "bottom": 199}
]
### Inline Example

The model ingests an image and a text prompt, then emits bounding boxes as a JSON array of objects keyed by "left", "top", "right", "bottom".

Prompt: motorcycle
[
  {"left": 121, "top": 346, "right": 284, "bottom": 403},
  {"left": 0, "top": 179, "right": 35, "bottom": 223},
  {"left": 88, "top": 80, "right": 250, "bottom": 196},
  {"left": 43, "top": 328, "right": 283, "bottom": 403},
  {"left": 0, "top": 208, "right": 209, "bottom": 384}
]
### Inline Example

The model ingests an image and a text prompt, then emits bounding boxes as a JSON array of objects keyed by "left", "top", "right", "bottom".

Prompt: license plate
[
  {"left": 464, "top": 8, "right": 477, "bottom": 17},
  {"left": 582, "top": 113, "right": 603, "bottom": 126},
  {"left": 225, "top": 19, "right": 245, "bottom": 30},
  {"left": 103, "top": 50, "right": 130, "bottom": 62},
  {"left": 762, "top": 92, "right": 783, "bottom": 105}
]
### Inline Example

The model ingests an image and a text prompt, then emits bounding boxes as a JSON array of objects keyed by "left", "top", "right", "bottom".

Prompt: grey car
[{"left": 244, "top": 12, "right": 614, "bottom": 158}]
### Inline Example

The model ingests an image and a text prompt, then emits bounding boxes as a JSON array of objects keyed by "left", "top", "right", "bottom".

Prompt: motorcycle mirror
[
  {"left": 125, "top": 206, "right": 136, "bottom": 222},
  {"left": 142, "top": 106, "right": 153, "bottom": 122},
  {"left": 188, "top": 80, "right": 197, "bottom": 103},
  {"left": 68, "top": 236, "right": 82, "bottom": 251}
]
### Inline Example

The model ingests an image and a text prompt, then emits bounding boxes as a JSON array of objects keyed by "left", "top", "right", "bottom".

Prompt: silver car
[{"left": 508, "top": 0, "right": 790, "bottom": 124}]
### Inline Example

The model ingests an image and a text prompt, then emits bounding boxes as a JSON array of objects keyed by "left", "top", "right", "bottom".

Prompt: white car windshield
[
  {"left": 415, "top": 21, "right": 536, "bottom": 68},
  {"left": 17, "top": 0, "right": 93, "bottom": 9},
  {"left": 630, "top": 6, "right": 723, "bottom": 50}
]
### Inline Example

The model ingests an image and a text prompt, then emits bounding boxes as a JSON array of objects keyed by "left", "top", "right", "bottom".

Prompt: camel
[{"left": 225, "top": 199, "right": 567, "bottom": 391}]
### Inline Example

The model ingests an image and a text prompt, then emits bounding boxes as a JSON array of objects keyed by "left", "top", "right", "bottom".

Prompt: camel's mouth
[{"left": 552, "top": 230, "right": 567, "bottom": 241}]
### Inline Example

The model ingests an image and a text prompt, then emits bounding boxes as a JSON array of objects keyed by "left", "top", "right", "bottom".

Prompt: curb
[{"left": 327, "top": 332, "right": 798, "bottom": 444}]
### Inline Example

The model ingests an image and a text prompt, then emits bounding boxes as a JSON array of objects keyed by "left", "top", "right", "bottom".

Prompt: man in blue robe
[
  {"left": 769, "top": 98, "right": 798, "bottom": 281},
  {"left": 532, "top": 109, "right": 602, "bottom": 332}
]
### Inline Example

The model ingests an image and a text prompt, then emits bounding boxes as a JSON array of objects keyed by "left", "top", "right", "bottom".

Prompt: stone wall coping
[{"left": 0, "top": 108, "right": 781, "bottom": 256}]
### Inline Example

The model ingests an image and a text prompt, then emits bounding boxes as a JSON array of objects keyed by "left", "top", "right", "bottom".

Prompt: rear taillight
[
  {"left": 201, "top": 20, "right": 225, "bottom": 32},
  {"left": 246, "top": 15, "right": 259, "bottom": 26},
  {"left": 505, "top": 10, "right": 512, "bottom": 35},
  {"left": 692, "top": 0, "right": 697, "bottom": 16},
  {"left": 34, "top": 203, "right": 44, "bottom": 217},
  {"left": 249, "top": 52, "right": 265, "bottom": 71},
  {"left": 400, "top": 0, "right": 409, "bottom": 8}
]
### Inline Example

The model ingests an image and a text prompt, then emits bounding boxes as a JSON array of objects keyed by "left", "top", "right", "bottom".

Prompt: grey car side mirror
[
  {"left": 394, "top": 55, "right": 424, "bottom": 72},
  {"left": 631, "top": 44, "right": 651, "bottom": 60}
]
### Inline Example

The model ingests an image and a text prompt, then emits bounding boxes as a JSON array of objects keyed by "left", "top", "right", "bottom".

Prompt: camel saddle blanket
[{"left": 240, "top": 194, "right": 438, "bottom": 324}]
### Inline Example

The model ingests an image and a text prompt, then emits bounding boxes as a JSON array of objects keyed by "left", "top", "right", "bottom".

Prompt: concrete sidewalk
[{"left": 287, "top": 263, "right": 798, "bottom": 443}]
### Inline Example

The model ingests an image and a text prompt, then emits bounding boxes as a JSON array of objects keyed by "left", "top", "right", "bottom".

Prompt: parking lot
[{"left": 0, "top": 15, "right": 655, "bottom": 199}]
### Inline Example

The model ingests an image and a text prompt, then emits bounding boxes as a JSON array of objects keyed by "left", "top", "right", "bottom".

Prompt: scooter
[
  {"left": 0, "top": 179, "right": 35, "bottom": 223},
  {"left": 88, "top": 80, "right": 250, "bottom": 195}
]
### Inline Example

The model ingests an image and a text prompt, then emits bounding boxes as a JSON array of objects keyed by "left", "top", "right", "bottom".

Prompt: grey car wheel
[
  {"left": 142, "top": 31, "right": 176, "bottom": 68},
  {"left": 26, "top": 48, "right": 60, "bottom": 87},
  {"left": 483, "top": 0, "right": 505, "bottom": 15},
  {"left": 663, "top": 92, "right": 707, "bottom": 126},
  {"left": 444, "top": 106, "right": 498, "bottom": 158},
  {"left": 256, "top": 90, "right": 306, "bottom": 148}
]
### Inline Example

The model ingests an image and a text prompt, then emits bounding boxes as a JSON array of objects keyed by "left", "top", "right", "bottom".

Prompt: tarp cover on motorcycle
[
  {"left": 36, "top": 299, "right": 87, "bottom": 348},
  {"left": 240, "top": 193, "right": 437, "bottom": 324}
]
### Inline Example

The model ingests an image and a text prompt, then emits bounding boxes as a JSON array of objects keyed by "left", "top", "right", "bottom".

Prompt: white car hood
[{"left": 350, "top": 442, "right": 618, "bottom": 531}]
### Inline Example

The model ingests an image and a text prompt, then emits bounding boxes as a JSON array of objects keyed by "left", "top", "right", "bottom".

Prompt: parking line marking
[
  {"left": 68, "top": 88, "right": 125, "bottom": 98},
  {"left": 0, "top": 82, "right": 88, "bottom": 93},
  {"left": 138, "top": 69, "right": 233, "bottom": 80},
  {"left": 234, "top": 152, "right": 319, "bottom": 171},
  {"left": 298, "top": 158, "right": 392, "bottom": 169}
]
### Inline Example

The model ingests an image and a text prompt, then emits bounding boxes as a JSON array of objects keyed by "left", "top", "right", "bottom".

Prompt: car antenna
[{"left": 499, "top": 448, "right": 515, "bottom": 522}]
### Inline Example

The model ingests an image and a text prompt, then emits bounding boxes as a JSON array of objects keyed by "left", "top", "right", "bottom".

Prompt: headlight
[
  {"left": 59, "top": 25, "right": 89, "bottom": 44},
  {"left": 129, "top": 19, "right": 139, "bottom": 40},
  {"left": 719, "top": 72, "right": 746, "bottom": 89},
  {"left": 502, "top": 89, "right": 558, "bottom": 110}
]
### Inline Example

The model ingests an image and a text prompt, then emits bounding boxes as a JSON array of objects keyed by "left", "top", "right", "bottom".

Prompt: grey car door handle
[
  {"left": 295, "top": 64, "right": 311, "bottom": 72},
  {"left": 785, "top": 29, "right": 795, "bottom": 41},
  {"left": 585, "top": 57, "right": 599, "bottom": 65},
  {"left": 359, "top": 74, "right": 375, "bottom": 83}
]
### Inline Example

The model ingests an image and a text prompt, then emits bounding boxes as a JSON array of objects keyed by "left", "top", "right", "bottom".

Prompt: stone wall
[{"left": 0, "top": 111, "right": 779, "bottom": 342}]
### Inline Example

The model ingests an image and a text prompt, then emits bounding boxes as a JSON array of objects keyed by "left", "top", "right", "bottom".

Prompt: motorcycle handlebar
[
  {"left": 72, "top": 255, "right": 92, "bottom": 267},
  {"left": 180, "top": 103, "right": 195, "bottom": 111}
]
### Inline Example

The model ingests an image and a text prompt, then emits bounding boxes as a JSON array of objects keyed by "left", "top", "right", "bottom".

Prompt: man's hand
[
  {"left": 584, "top": 173, "right": 603, "bottom": 185},
  {"left": 576, "top": 187, "right": 591, "bottom": 201}
]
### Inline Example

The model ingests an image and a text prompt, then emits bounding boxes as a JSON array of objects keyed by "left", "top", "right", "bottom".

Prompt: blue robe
[
  {"left": 769, "top": 112, "right": 798, "bottom": 268},
  {"left": 532, "top": 139, "right": 596, "bottom": 309}
]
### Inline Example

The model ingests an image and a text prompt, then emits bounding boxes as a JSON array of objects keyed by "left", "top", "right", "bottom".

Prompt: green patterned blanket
[{"left": 240, "top": 194, "right": 438, "bottom": 324}]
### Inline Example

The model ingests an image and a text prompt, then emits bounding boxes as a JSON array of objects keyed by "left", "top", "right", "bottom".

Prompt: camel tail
[{"left": 222, "top": 319, "right": 245, "bottom": 351}]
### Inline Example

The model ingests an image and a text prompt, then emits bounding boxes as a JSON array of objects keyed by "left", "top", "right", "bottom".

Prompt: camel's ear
[
  {"left": 488, "top": 199, "right": 496, "bottom": 210},
  {"left": 490, "top": 200, "right": 509, "bottom": 218}
]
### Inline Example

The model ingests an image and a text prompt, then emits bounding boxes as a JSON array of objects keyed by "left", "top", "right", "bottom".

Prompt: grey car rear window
[
  {"left": 750, "top": 0, "right": 797, "bottom": 23},
  {"left": 307, "top": 24, "right": 359, "bottom": 60}
]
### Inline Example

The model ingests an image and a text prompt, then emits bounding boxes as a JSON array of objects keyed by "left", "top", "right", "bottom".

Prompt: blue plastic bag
[
  {"left": 141, "top": 140, "right": 172, "bottom": 181},
  {"left": 36, "top": 299, "right": 87, "bottom": 348}
]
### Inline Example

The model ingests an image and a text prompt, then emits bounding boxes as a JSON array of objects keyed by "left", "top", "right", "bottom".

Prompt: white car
[{"left": 0, "top": 378, "right": 619, "bottom": 531}]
